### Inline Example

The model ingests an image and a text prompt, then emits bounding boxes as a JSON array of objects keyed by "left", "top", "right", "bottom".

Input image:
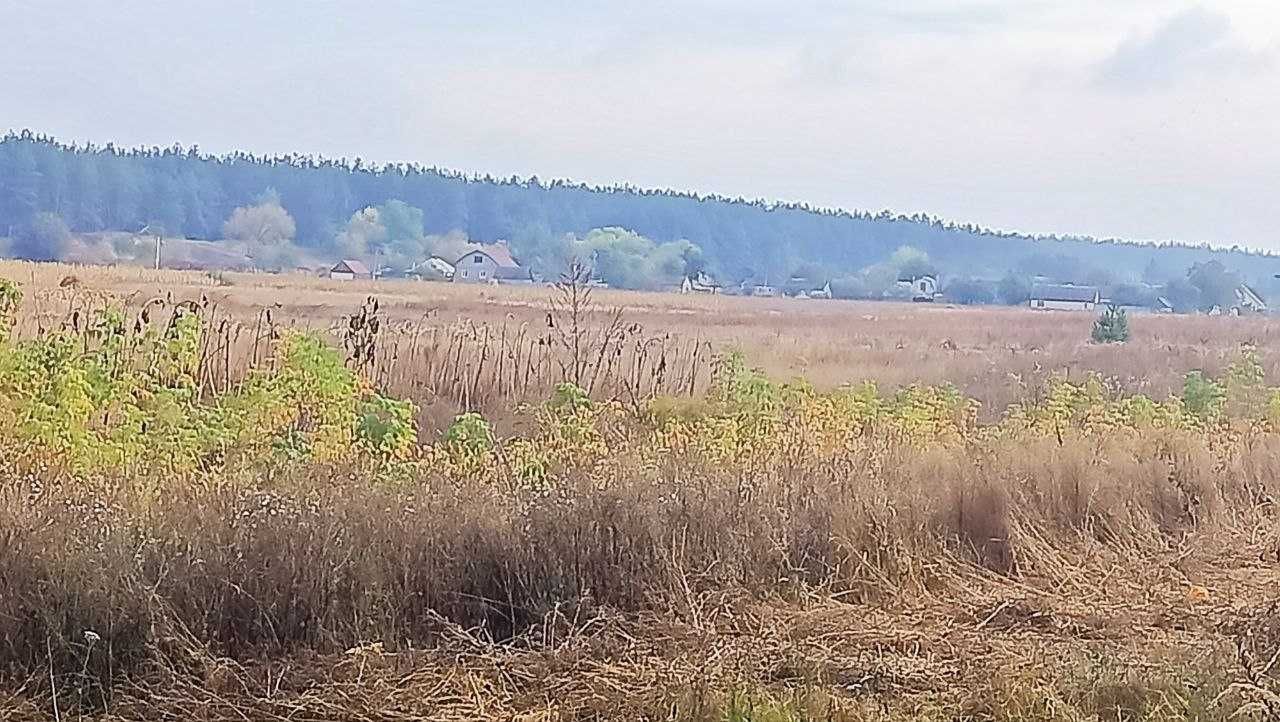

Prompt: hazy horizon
[{"left": 4, "top": 1, "right": 1279, "bottom": 249}]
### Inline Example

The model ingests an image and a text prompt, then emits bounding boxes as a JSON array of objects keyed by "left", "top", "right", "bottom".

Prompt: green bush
[{"left": 1182, "top": 371, "right": 1225, "bottom": 419}]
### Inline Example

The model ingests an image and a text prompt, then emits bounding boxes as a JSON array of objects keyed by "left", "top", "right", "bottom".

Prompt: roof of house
[
  {"left": 1237, "top": 284, "right": 1266, "bottom": 307},
  {"left": 331, "top": 259, "right": 371, "bottom": 276},
  {"left": 458, "top": 242, "right": 521, "bottom": 270},
  {"left": 783, "top": 277, "right": 829, "bottom": 294},
  {"left": 1030, "top": 284, "right": 1099, "bottom": 303}
]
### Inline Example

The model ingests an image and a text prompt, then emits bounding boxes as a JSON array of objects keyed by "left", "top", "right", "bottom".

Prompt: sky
[{"left": 2, "top": 0, "right": 1279, "bottom": 248}]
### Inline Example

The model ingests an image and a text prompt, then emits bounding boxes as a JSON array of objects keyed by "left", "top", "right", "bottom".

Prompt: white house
[
  {"left": 896, "top": 275, "right": 939, "bottom": 302},
  {"left": 1029, "top": 283, "right": 1101, "bottom": 311},
  {"left": 329, "top": 259, "right": 372, "bottom": 281},
  {"left": 681, "top": 272, "right": 722, "bottom": 295},
  {"left": 453, "top": 242, "right": 528, "bottom": 284}
]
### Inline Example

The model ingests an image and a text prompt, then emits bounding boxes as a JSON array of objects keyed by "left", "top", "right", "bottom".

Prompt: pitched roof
[
  {"left": 1237, "top": 284, "right": 1266, "bottom": 308},
  {"left": 1030, "top": 284, "right": 1099, "bottom": 303},
  {"left": 783, "top": 277, "right": 829, "bottom": 294},
  {"left": 458, "top": 242, "right": 520, "bottom": 269},
  {"left": 331, "top": 259, "right": 371, "bottom": 275}
]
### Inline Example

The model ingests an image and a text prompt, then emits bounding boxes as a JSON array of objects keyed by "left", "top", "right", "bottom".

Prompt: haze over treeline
[{"left": 2, "top": 130, "right": 1278, "bottom": 305}]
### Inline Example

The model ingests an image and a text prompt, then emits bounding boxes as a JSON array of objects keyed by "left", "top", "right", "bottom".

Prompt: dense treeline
[{"left": 3, "top": 130, "right": 1279, "bottom": 289}]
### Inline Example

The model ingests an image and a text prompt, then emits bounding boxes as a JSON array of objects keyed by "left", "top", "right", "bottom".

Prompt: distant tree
[
  {"left": 1016, "top": 252, "right": 1085, "bottom": 283},
  {"left": 1162, "top": 277, "right": 1201, "bottom": 313},
  {"left": 1108, "top": 282, "right": 1156, "bottom": 308},
  {"left": 223, "top": 199, "right": 295, "bottom": 246},
  {"left": 7, "top": 134, "right": 1280, "bottom": 287},
  {"left": 890, "top": 245, "right": 934, "bottom": 279},
  {"left": 378, "top": 200, "right": 425, "bottom": 245},
  {"left": 10, "top": 211, "right": 72, "bottom": 261},
  {"left": 573, "top": 227, "right": 702, "bottom": 289},
  {"left": 996, "top": 274, "right": 1031, "bottom": 305},
  {"left": 1187, "top": 261, "right": 1239, "bottom": 312},
  {"left": 946, "top": 278, "right": 995, "bottom": 305},
  {"left": 1083, "top": 266, "right": 1114, "bottom": 288},
  {"left": 336, "top": 207, "right": 387, "bottom": 258},
  {"left": 788, "top": 261, "right": 823, "bottom": 280},
  {"left": 510, "top": 224, "right": 573, "bottom": 278},
  {"left": 1142, "top": 257, "right": 1170, "bottom": 285}
]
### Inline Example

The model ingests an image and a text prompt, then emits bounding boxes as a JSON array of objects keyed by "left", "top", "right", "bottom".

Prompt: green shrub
[{"left": 1182, "top": 371, "right": 1225, "bottom": 419}]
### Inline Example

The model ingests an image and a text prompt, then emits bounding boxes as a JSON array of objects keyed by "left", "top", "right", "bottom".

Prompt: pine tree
[{"left": 1091, "top": 305, "right": 1129, "bottom": 344}]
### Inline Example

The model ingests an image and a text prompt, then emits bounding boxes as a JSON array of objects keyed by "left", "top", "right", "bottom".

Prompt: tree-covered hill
[{"left": 2, "top": 130, "right": 1278, "bottom": 300}]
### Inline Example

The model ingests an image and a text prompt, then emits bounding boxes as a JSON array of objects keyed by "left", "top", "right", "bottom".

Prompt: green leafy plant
[{"left": 1182, "top": 371, "right": 1225, "bottom": 420}]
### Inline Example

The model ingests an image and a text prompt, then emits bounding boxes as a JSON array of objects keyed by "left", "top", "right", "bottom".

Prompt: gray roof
[
  {"left": 332, "top": 259, "right": 371, "bottom": 275},
  {"left": 1031, "top": 284, "right": 1099, "bottom": 303}
]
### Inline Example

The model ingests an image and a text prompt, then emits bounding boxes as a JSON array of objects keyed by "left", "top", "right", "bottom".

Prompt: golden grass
[
  {"left": 4, "top": 259, "right": 1276, "bottom": 423},
  {"left": 3, "top": 259, "right": 1280, "bottom": 720},
  {"left": 2, "top": 429, "right": 1278, "bottom": 720}
]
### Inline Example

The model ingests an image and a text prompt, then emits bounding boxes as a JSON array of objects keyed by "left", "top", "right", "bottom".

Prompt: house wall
[
  {"left": 1029, "top": 299, "right": 1095, "bottom": 311},
  {"left": 331, "top": 271, "right": 355, "bottom": 281},
  {"left": 455, "top": 252, "right": 499, "bottom": 283}
]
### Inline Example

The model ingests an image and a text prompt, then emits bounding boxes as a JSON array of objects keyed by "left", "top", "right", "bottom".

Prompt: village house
[
  {"left": 1234, "top": 284, "right": 1267, "bottom": 314},
  {"left": 782, "top": 277, "right": 832, "bottom": 299},
  {"left": 1029, "top": 283, "right": 1101, "bottom": 311},
  {"left": 453, "top": 242, "right": 529, "bottom": 284},
  {"left": 680, "top": 271, "right": 722, "bottom": 295},
  {"left": 896, "top": 274, "right": 939, "bottom": 302},
  {"left": 329, "top": 259, "right": 372, "bottom": 281},
  {"left": 405, "top": 256, "right": 455, "bottom": 281}
]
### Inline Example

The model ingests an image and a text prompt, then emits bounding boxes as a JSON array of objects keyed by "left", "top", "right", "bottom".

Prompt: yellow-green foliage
[
  {"left": 0, "top": 286, "right": 416, "bottom": 477},
  {"left": 0, "top": 283, "right": 1276, "bottom": 493}
]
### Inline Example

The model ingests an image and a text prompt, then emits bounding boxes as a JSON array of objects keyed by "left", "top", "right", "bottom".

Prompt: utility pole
[{"left": 137, "top": 223, "right": 163, "bottom": 270}]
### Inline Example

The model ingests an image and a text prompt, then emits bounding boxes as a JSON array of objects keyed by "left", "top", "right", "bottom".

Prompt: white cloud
[{"left": 1095, "top": 6, "right": 1273, "bottom": 90}]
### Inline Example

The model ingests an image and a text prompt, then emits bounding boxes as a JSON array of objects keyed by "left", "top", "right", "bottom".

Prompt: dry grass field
[
  {"left": 2, "top": 259, "right": 1280, "bottom": 721},
  {"left": 5, "top": 259, "right": 1276, "bottom": 423}
]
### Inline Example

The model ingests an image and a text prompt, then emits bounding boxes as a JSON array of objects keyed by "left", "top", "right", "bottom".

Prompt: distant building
[
  {"left": 1029, "top": 283, "right": 1100, "bottom": 311},
  {"left": 913, "top": 276, "right": 938, "bottom": 302},
  {"left": 896, "top": 274, "right": 939, "bottom": 302},
  {"left": 329, "top": 259, "right": 372, "bottom": 281},
  {"left": 453, "top": 242, "right": 529, "bottom": 284},
  {"left": 404, "top": 256, "right": 455, "bottom": 281},
  {"left": 782, "top": 277, "right": 832, "bottom": 299},
  {"left": 1234, "top": 284, "right": 1267, "bottom": 314},
  {"left": 681, "top": 272, "right": 722, "bottom": 295}
]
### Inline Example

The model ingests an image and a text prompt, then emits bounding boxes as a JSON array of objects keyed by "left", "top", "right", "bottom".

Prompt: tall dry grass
[
  {"left": 3, "top": 259, "right": 1280, "bottom": 719},
  {"left": 5, "top": 259, "right": 1279, "bottom": 421},
  {"left": 1, "top": 428, "right": 1278, "bottom": 718}
]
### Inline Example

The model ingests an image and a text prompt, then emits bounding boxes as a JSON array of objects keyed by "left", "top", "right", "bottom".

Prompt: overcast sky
[{"left": 3, "top": 1, "right": 1279, "bottom": 248}]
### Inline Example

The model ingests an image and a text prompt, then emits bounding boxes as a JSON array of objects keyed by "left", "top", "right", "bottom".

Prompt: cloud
[{"left": 1095, "top": 6, "right": 1272, "bottom": 90}]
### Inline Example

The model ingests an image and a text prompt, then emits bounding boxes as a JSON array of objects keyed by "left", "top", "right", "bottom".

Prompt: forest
[{"left": 3, "top": 130, "right": 1279, "bottom": 303}]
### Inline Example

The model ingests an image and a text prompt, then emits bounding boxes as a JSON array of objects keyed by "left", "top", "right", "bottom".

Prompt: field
[
  {"left": 2, "top": 260, "right": 1280, "bottom": 721},
  {"left": 8, "top": 260, "right": 1278, "bottom": 423}
]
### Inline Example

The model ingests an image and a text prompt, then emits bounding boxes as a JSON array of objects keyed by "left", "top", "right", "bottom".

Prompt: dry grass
[
  {"left": 3, "top": 259, "right": 1280, "bottom": 720},
  {"left": 4, "top": 259, "right": 1276, "bottom": 424},
  {"left": 2, "top": 429, "right": 1279, "bottom": 720}
]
